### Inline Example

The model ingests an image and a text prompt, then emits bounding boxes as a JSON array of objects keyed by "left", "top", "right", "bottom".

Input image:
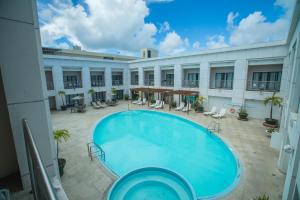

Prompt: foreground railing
[
  {"left": 22, "top": 119, "right": 58, "bottom": 200},
  {"left": 144, "top": 79, "right": 154, "bottom": 86},
  {"left": 210, "top": 80, "right": 233, "bottom": 90},
  {"left": 247, "top": 80, "right": 280, "bottom": 91},
  {"left": 182, "top": 80, "right": 199, "bottom": 88}
]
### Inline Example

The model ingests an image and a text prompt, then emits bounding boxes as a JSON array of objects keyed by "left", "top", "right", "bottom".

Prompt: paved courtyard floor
[{"left": 51, "top": 101, "right": 285, "bottom": 200}]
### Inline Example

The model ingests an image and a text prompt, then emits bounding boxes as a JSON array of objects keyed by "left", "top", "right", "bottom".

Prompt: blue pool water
[{"left": 93, "top": 110, "right": 240, "bottom": 198}]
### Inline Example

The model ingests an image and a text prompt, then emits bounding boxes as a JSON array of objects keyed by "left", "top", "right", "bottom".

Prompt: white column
[
  {"left": 0, "top": 0, "right": 59, "bottom": 189},
  {"left": 52, "top": 64, "right": 64, "bottom": 109},
  {"left": 123, "top": 67, "right": 129, "bottom": 94},
  {"left": 174, "top": 64, "right": 182, "bottom": 89},
  {"left": 82, "top": 66, "right": 91, "bottom": 104},
  {"left": 199, "top": 61, "right": 209, "bottom": 97},
  {"left": 232, "top": 59, "right": 248, "bottom": 107},
  {"left": 138, "top": 67, "right": 144, "bottom": 86},
  {"left": 105, "top": 67, "right": 112, "bottom": 100},
  {"left": 154, "top": 65, "right": 161, "bottom": 87}
]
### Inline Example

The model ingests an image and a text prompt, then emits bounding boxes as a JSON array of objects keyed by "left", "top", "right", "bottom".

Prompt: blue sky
[{"left": 37, "top": 0, "right": 294, "bottom": 56}]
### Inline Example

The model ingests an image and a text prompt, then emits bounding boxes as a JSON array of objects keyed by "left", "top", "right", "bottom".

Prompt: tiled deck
[{"left": 51, "top": 101, "right": 285, "bottom": 200}]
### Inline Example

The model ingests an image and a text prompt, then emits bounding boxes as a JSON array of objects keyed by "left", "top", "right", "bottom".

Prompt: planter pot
[
  {"left": 263, "top": 118, "right": 279, "bottom": 128},
  {"left": 238, "top": 113, "right": 248, "bottom": 121},
  {"left": 58, "top": 158, "right": 66, "bottom": 177},
  {"left": 265, "top": 130, "right": 273, "bottom": 138},
  {"left": 61, "top": 105, "right": 67, "bottom": 111},
  {"left": 195, "top": 106, "right": 204, "bottom": 113}
]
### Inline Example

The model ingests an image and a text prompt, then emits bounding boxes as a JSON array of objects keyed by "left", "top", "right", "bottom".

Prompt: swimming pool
[{"left": 93, "top": 110, "right": 241, "bottom": 199}]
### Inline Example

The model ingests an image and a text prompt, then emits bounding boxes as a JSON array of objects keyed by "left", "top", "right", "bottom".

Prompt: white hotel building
[
  {"left": 0, "top": 0, "right": 299, "bottom": 199},
  {"left": 44, "top": 41, "right": 286, "bottom": 120}
]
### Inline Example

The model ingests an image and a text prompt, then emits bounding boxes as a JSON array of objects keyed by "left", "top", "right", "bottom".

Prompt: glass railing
[
  {"left": 144, "top": 79, "right": 154, "bottom": 86},
  {"left": 161, "top": 80, "right": 174, "bottom": 87},
  {"left": 91, "top": 81, "right": 105, "bottom": 87},
  {"left": 131, "top": 80, "right": 139, "bottom": 85},
  {"left": 47, "top": 82, "right": 54, "bottom": 90},
  {"left": 182, "top": 80, "right": 199, "bottom": 88},
  {"left": 247, "top": 80, "right": 281, "bottom": 91},
  {"left": 64, "top": 82, "right": 82, "bottom": 89},
  {"left": 22, "top": 119, "right": 61, "bottom": 200},
  {"left": 210, "top": 80, "right": 233, "bottom": 90},
  {"left": 112, "top": 80, "right": 123, "bottom": 86}
]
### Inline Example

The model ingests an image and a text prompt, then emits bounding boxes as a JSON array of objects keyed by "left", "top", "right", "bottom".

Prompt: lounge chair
[
  {"left": 150, "top": 100, "right": 160, "bottom": 108},
  {"left": 182, "top": 103, "right": 191, "bottom": 112},
  {"left": 137, "top": 98, "right": 147, "bottom": 105},
  {"left": 96, "top": 101, "right": 105, "bottom": 108},
  {"left": 175, "top": 102, "right": 185, "bottom": 111},
  {"left": 132, "top": 97, "right": 141, "bottom": 104},
  {"left": 92, "top": 102, "right": 101, "bottom": 109},
  {"left": 155, "top": 101, "right": 164, "bottom": 109},
  {"left": 204, "top": 106, "right": 217, "bottom": 116},
  {"left": 212, "top": 108, "right": 226, "bottom": 119}
]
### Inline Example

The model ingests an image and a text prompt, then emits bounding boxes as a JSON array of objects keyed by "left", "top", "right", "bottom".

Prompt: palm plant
[
  {"left": 53, "top": 129, "right": 70, "bottom": 176},
  {"left": 58, "top": 90, "right": 66, "bottom": 106},
  {"left": 111, "top": 87, "right": 117, "bottom": 95},
  {"left": 88, "top": 88, "right": 96, "bottom": 102},
  {"left": 53, "top": 129, "right": 70, "bottom": 158},
  {"left": 195, "top": 96, "right": 206, "bottom": 112},
  {"left": 263, "top": 92, "right": 283, "bottom": 122}
]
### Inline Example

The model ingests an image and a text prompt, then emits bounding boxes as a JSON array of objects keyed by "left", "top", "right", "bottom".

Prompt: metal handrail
[
  {"left": 22, "top": 119, "right": 58, "bottom": 200},
  {"left": 87, "top": 142, "right": 105, "bottom": 161}
]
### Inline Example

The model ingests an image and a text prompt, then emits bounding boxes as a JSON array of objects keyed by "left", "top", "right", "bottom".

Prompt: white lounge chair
[
  {"left": 155, "top": 101, "right": 164, "bottom": 109},
  {"left": 137, "top": 98, "right": 147, "bottom": 105},
  {"left": 204, "top": 106, "right": 217, "bottom": 116},
  {"left": 212, "top": 108, "right": 226, "bottom": 119},
  {"left": 132, "top": 97, "right": 141, "bottom": 104},
  {"left": 92, "top": 102, "right": 103, "bottom": 109},
  {"left": 182, "top": 103, "right": 191, "bottom": 112},
  {"left": 175, "top": 102, "right": 185, "bottom": 111},
  {"left": 150, "top": 100, "right": 160, "bottom": 108}
]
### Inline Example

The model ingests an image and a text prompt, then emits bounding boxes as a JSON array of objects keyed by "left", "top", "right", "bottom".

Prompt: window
[
  {"left": 91, "top": 75, "right": 104, "bottom": 87},
  {"left": 92, "top": 92, "right": 106, "bottom": 102},
  {"left": 187, "top": 73, "right": 199, "bottom": 81},
  {"left": 251, "top": 71, "right": 281, "bottom": 91},
  {"left": 112, "top": 73, "right": 123, "bottom": 85},
  {"left": 148, "top": 50, "right": 151, "bottom": 58},
  {"left": 64, "top": 75, "right": 81, "bottom": 89},
  {"left": 131, "top": 72, "right": 138, "bottom": 85},
  {"left": 214, "top": 72, "right": 233, "bottom": 89}
]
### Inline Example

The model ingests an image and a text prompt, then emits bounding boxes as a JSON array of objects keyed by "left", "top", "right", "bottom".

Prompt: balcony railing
[
  {"left": 210, "top": 80, "right": 233, "bottom": 90},
  {"left": 161, "top": 79, "right": 174, "bottom": 87},
  {"left": 247, "top": 80, "right": 281, "bottom": 91},
  {"left": 144, "top": 79, "right": 154, "bottom": 86},
  {"left": 112, "top": 80, "right": 123, "bottom": 86},
  {"left": 91, "top": 81, "right": 105, "bottom": 87},
  {"left": 183, "top": 80, "right": 199, "bottom": 88},
  {"left": 64, "top": 82, "right": 82, "bottom": 89},
  {"left": 131, "top": 80, "right": 139, "bottom": 85},
  {"left": 22, "top": 119, "right": 59, "bottom": 200}
]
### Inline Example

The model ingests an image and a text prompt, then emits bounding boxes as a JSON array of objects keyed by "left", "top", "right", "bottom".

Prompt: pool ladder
[
  {"left": 87, "top": 142, "right": 106, "bottom": 161},
  {"left": 207, "top": 120, "right": 220, "bottom": 134}
]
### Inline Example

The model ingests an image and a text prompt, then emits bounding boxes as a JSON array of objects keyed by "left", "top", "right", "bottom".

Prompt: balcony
[
  {"left": 91, "top": 80, "right": 105, "bottom": 87},
  {"left": 144, "top": 79, "right": 154, "bottom": 86},
  {"left": 64, "top": 81, "right": 82, "bottom": 89},
  {"left": 112, "top": 80, "right": 123, "bottom": 86},
  {"left": 183, "top": 80, "right": 199, "bottom": 88},
  {"left": 247, "top": 80, "right": 281, "bottom": 91},
  {"left": 210, "top": 80, "right": 233, "bottom": 90},
  {"left": 46, "top": 82, "right": 54, "bottom": 90},
  {"left": 161, "top": 79, "right": 174, "bottom": 87}
]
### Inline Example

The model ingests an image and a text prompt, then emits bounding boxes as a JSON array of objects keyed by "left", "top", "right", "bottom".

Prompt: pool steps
[{"left": 87, "top": 142, "right": 105, "bottom": 161}]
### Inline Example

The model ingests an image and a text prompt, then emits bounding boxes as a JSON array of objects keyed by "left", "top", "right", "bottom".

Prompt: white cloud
[
  {"left": 159, "top": 21, "right": 171, "bottom": 33},
  {"left": 39, "top": 0, "right": 157, "bottom": 51},
  {"left": 159, "top": 31, "right": 189, "bottom": 55},
  {"left": 206, "top": 35, "right": 229, "bottom": 49},
  {"left": 228, "top": 0, "right": 295, "bottom": 46},
  {"left": 227, "top": 12, "right": 239, "bottom": 29},
  {"left": 192, "top": 41, "right": 201, "bottom": 49}
]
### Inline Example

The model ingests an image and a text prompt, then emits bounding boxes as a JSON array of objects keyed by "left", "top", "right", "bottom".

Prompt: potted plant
[
  {"left": 170, "top": 101, "right": 177, "bottom": 108},
  {"left": 238, "top": 107, "right": 248, "bottom": 121},
  {"left": 265, "top": 127, "right": 275, "bottom": 137},
  {"left": 263, "top": 92, "right": 283, "bottom": 127},
  {"left": 53, "top": 129, "right": 70, "bottom": 177},
  {"left": 194, "top": 96, "right": 206, "bottom": 113},
  {"left": 88, "top": 88, "right": 96, "bottom": 104},
  {"left": 124, "top": 94, "right": 129, "bottom": 100},
  {"left": 58, "top": 91, "right": 67, "bottom": 110},
  {"left": 111, "top": 88, "right": 117, "bottom": 101}
]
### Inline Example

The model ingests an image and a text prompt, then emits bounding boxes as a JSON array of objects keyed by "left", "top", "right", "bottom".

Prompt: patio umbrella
[{"left": 72, "top": 96, "right": 83, "bottom": 100}]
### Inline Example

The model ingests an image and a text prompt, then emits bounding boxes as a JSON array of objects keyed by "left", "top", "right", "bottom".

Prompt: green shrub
[{"left": 253, "top": 194, "right": 269, "bottom": 200}]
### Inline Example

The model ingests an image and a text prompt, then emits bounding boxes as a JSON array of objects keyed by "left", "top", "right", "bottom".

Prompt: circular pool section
[
  {"left": 93, "top": 110, "right": 240, "bottom": 198},
  {"left": 107, "top": 167, "right": 197, "bottom": 200}
]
